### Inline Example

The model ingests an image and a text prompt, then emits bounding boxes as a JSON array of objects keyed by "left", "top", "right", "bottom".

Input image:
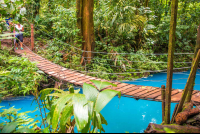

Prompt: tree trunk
[
  {"left": 144, "top": 0, "right": 149, "bottom": 7},
  {"left": 76, "top": 0, "right": 83, "bottom": 38},
  {"left": 145, "top": 123, "right": 200, "bottom": 133},
  {"left": 78, "top": 0, "right": 95, "bottom": 64},
  {"left": 165, "top": 0, "right": 179, "bottom": 124},
  {"left": 175, "top": 108, "right": 200, "bottom": 125},
  {"left": 185, "top": 24, "right": 200, "bottom": 103},
  {"left": 76, "top": 0, "right": 84, "bottom": 64}
]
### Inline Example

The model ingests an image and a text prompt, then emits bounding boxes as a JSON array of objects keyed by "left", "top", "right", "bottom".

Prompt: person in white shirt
[{"left": 13, "top": 22, "right": 24, "bottom": 50}]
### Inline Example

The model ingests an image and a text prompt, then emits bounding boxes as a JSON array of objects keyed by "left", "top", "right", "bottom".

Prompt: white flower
[{"left": 20, "top": 7, "right": 26, "bottom": 15}]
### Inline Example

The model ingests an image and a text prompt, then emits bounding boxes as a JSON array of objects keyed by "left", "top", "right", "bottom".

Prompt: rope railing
[
  {"left": 18, "top": 43, "right": 197, "bottom": 82},
  {"left": 11, "top": 37, "right": 200, "bottom": 89},
  {"left": 85, "top": 58, "right": 193, "bottom": 64},
  {"left": 79, "top": 67, "right": 193, "bottom": 75},
  {"left": 17, "top": 36, "right": 197, "bottom": 77},
  {"left": 9, "top": 23, "right": 200, "bottom": 87},
  {"left": 34, "top": 26, "right": 194, "bottom": 78}
]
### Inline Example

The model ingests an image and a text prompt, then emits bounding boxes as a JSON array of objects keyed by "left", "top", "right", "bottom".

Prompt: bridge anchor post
[
  {"left": 31, "top": 24, "right": 34, "bottom": 51},
  {"left": 161, "top": 85, "right": 166, "bottom": 122}
]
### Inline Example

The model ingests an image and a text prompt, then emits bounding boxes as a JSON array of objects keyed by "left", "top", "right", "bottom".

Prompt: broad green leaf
[
  {"left": 44, "top": 126, "right": 50, "bottom": 133},
  {"left": 95, "top": 89, "right": 121, "bottom": 113},
  {"left": 15, "top": 127, "right": 35, "bottom": 133},
  {"left": 92, "top": 112, "right": 97, "bottom": 133},
  {"left": 88, "top": 101, "right": 94, "bottom": 121},
  {"left": 47, "top": 93, "right": 62, "bottom": 98},
  {"left": 39, "top": 89, "right": 53, "bottom": 100},
  {"left": 90, "top": 80, "right": 117, "bottom": 91},
  {"left": 52, "top": 94, "right": 73, "bottom": 130},
  {"left": 96, "top": 112, "right": 102, "bottom": 133},
  {"left": 81, "top": 101, "right": 94, "bottom": 133},
  {"left": 2, "top": 122, "right": 18, "bottom": 133},
  {"left": 9, "top": 3, "right": 15, "bottom": 14},
  {"left": 100, "top": 113, "right": 107, "bottom": 125},
  {"left": 73, "top": 94, "right": 88, "bottom": 131},
  {"left": 83, "top": 83, "right": 99, "bottom": 102},
  {"left": 46, "top": 113, "right": 51, "bottom": 125},
  {"left": 81, "top": 121, "right": 90, "bottom": 133},
  {"left": 60, "top": 102, "right": 73, "bottom": 133}
]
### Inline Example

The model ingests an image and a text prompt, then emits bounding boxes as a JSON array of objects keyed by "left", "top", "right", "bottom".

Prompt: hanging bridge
[{"left": 13, "top": 45, "right": 200, "bottom": 105}]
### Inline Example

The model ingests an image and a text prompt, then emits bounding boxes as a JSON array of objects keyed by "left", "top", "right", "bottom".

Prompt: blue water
[{"left": 1, "top": 69, "right": 200, "bottom": 133}]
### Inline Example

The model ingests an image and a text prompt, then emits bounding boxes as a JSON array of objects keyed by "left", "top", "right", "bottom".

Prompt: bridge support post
[
  {"left": 161, "top": 85, "right": 166, "bottom": 122},
  {"left": 31, "top": 24, "right": 34, "bottom": 51}
]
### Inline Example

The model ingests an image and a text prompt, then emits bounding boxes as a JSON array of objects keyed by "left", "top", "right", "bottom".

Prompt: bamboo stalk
[
  {"left": 171, "top": 49, "right": 200, "bottom": 123},
  {"left": 185, "top": 24, "right": 200, "bottom": 103},
  {"left": 165, "top": 0, "right": 179, "bottom": 124}
]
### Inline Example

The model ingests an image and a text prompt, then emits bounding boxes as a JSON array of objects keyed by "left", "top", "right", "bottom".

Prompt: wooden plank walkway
[{"left": 15, "top": 47, "right": 200, "bottom": 104}]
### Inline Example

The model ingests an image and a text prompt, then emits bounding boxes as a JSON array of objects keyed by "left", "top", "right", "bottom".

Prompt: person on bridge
[{"left": 13, "top": 22, "right": 24, "bottom": 50}]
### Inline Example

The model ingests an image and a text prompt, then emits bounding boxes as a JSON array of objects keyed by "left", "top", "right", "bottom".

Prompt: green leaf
[
  {"left": 46, "top": 113, "right": 51, "bottom": 125},
  {"left": 51, "top": 94, "right": 73, "bottom": 130},
  {"left": 43, "top": 126, "right": 50, "bottom": 133},
  {"left": 95, "top": 89, "right": 121, "bottom": 113},
  {"left": 83, "top": 83, "right": 99, "bottom": 102},
  {"left": 72, "top": 94, "right": 88, "bottom": 131},
  {"left": 92, "top": 112, "right": 97, "bottom": 133},
  {"left": 96, "top": 112, "right": 102, "bottom": 133},
  {"left": 47, "top": 93, "right": 62, "bottom": 98},
  {"left": 37, "top": 70, "right": 44, "bottom": 74},
  {"left": 69, "top": 86, "right": 74, "bottom": 93},
  {"left": 41, "top": 88, "right": 65, "bottom": 94},
  {"left": 100, "top": 113, "right": 107, "bottom": 125},
  {"left": 2, "top": 122, "right": 18, "bottom": 133},
  {"left": 90, "top": 80, "right": 117, "bottom": 91},
  {"left": 15, "top": 127, "right": 35, "bottom": 133},
  {"left": 0, "top": 71, "right": 10, "bottom": 76},
  {"left": 0, "top": 33, "right": 22, "bottom": 37},
  {"left": 81, "top": 101, "right": 94, "bottom": 133},
  {"left": 60, "top": 102, "right": 73, "bottom": 133},
  {"left": 35, "top": 14, "right": 40, "bottom": 22},
  {"left": 39, "top": 89, "right": 54, "bottom": 100}
]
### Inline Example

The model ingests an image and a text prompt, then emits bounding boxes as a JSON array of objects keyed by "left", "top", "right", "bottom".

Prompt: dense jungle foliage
[
  {"left": 0, "top": 48, "right": 46, "bottom": 96},
  {"left": 0, "top": 0, "right": 200, "bottom": 133},
  {"left": 22, "top": 0, "right": 197, "bottom": 80},
  {"left": 1, "top": 0, "right": 197, "bottom": 80}
]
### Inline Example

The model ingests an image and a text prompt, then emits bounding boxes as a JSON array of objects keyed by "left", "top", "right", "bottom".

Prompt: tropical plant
[
  {"left": 0, "top": 48, "right": 46, "bottom": 96},
  {"left": 0, "top": 106, "right": 38, "bottom": 133},
  {"left": 39, "top": 80, "right": 121, "bottom": 133}
]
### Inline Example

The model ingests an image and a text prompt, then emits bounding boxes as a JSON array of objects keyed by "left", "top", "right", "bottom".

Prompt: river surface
[{"left": 1, "top": 69, "right": 200, "bottom": 133}]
